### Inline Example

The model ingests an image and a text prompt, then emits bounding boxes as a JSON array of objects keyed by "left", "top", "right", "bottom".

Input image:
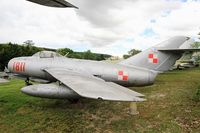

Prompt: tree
[
  {"left": 57, "top": 48, "right": 73, "bottom": 56},
  {"left": 0, "top": 43, "right": 110, "bottom": 71},
  {"left": 23, "top": 40, "right": 35, "bottom": 46},
  {"left": 191, "top": 42, "right": 200, "bottom": 48},
  {"left": 83, "top": 50, "right": 94, "bottom": 60},
  {"left": 128, "top": 49, "right": 141, "bottom": 56},
  {"left": 0, "top": 43, "right": 42, "bottom": 71},
  {"left": 123, "top": 49, "right": 141, "bottom": 59}
]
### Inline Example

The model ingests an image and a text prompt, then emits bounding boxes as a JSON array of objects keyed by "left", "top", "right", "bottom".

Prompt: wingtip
[
  {"left": 137, "top": 93, "right": 145, "bottom": 97},
  {"left": 133, "top": 97, "right": 147, "bottom": 102},
  {"left": 130, "top": 91, "right": 145, "bottom": 97}
]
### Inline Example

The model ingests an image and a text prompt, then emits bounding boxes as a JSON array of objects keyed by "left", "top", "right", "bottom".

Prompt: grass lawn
[{"left": 0, "top": 68, "right": 200, "bottom": 133}]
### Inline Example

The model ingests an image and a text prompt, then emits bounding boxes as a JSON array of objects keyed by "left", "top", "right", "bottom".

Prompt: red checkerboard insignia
[
  {"left": 118, "top": 70, "right": 128, "bottom": 81},
  {"left": 148, "top": 53, "right": 158, "bottom": 64}
]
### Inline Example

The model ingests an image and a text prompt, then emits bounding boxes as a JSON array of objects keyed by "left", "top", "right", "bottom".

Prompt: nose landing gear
[{"left": 25, "top": 77, "right": 33, "bottom": 86}]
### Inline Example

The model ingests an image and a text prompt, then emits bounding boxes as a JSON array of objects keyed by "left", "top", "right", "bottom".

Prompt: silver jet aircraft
[{"left": 7, "top": 36, "right": 199, "bottom": 102}]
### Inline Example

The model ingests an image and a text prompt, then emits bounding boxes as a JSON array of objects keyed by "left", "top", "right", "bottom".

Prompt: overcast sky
[{"left": 0, "top": 0, "right": 200, "bottom": 56}]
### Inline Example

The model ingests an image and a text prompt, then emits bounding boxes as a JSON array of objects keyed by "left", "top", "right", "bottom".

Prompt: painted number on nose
[{"left": 13, "top": 62, "right": 26, "bottom": 72}]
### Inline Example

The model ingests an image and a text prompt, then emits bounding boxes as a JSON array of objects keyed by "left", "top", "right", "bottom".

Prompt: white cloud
[
  {"left": 0, "top": 0, "right": 200, "bottom": 56},
  {"left": 154, "top": 1, "right": 200, "bottom": 37}
]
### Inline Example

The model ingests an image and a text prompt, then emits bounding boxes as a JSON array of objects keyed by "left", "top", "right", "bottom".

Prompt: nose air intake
[{"left": 8, "top": 58, "right": 15, "bottom": 72}]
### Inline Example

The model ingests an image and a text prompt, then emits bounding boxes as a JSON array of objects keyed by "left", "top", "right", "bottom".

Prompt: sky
[{"left": 0, "top": 0, "right": 200, "bottom": 56}]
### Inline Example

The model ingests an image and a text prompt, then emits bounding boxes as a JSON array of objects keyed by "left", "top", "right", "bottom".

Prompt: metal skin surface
[
  {"left": 6, "top": 36, "right": 197, "bottom": 101},
  {"left": 27, "top": 0, "right": 78, "bottom": 8},
  {"left": 8, "top": 57, "right": 156, "bottom": 87},
  {"left": 7, "top": 56, "right": 156, "bottom": 101},
  {"left": 21, "top": 83, "right": 80, "bottom": 99}
]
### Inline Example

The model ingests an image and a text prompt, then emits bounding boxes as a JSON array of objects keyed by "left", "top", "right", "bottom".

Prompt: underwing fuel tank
[{"left": 21, "top": 83, "right": 80, "bottom": 99}]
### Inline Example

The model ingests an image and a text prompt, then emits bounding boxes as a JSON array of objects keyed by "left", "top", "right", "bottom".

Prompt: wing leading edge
[{"left": 44, "top": 68, "right": 146, "bottom": 102}]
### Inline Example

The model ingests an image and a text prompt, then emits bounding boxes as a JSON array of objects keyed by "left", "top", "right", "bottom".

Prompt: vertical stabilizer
[{"left": 119, "top": 36, "right": 190, "bottom": 72}]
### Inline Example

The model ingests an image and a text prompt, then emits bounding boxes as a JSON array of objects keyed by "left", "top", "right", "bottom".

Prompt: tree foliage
[
  {"left": 123, "top": 49, "right": 141, "bottom": 59},
  {"left": 0, "top": 43, "right": 111, "bottom": 71},
  {"left": 0, "top": 43, "right": 56, "bottom": 71},
  {"left": 57, "top": 48, "right": 73, "bottom": 56},
  {"left": 191, "top": 42, "right": 200, "bottom": 48},
  {"left": 23, "top": 40, "right": 35, "bottom": 46},
  {"left": 57, "top": 48, "right": 111, "bottom": 61}
]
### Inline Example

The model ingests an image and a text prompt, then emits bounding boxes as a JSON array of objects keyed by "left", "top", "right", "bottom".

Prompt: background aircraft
[
  {"left": 6, "top": 36, "right": 199, "bottom": 102},
  {"left": 26, "top": 0, "right": 78, "bottom": 8},
  {"left": 0, "top": 70, "right": 10, "bottom": 83},
  {"left": 0, "top": 78, "right": 9, "bottom": 83}
]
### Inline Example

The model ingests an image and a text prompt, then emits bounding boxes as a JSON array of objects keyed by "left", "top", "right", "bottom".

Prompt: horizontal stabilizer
[
  {"left": 27, "top": 0, "right": 78, "bottom": 8},
  {"left": 119, "top": 36, "right": 199, "bottom": 72},
  {"left": 158, "top": 48, "right": 200, "bottom": 52}
]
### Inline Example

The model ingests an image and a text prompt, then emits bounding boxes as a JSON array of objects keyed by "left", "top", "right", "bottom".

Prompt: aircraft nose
[
  {"left": 7, "top": 59, "right": 13, "bottom": 72},
  {"left": 8, "top": 58, "right": 17, "bottom": 72}
]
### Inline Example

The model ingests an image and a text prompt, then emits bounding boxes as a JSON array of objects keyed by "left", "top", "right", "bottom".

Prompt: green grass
[
  {"left": 0, "top": 68, "right": 200, "bottom": 133},
  {"left": 193, "top": 85, "right": 200, "bottom": 102}
]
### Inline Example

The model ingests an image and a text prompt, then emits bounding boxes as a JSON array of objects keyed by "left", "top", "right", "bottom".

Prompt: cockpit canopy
[{"left": 32, "top": 51, "right": 63, "bottom": 58}]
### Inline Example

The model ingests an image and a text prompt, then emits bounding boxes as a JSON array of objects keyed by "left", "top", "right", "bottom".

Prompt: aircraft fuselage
[{"left": 8, "top": 56, "right": 157, "bottom": 87}]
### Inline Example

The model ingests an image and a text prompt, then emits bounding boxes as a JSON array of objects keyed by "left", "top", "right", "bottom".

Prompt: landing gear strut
[{"left": 25, "top": 77, "right": 32, "bottom": 86}]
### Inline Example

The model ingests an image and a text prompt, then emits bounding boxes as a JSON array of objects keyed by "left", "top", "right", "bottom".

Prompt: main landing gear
[{"left": 25, "top": 77, "right": 33, "bottom": 86}]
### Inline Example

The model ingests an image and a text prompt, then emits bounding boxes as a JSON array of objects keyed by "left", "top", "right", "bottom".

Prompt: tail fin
[{"left": 119, "top": 36, "right": 196, "bottom": 72}]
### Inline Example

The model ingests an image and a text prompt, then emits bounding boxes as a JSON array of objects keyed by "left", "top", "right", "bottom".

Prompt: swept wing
[{"left": 44, "top": 68, "right": 146, "bottom": 102}]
